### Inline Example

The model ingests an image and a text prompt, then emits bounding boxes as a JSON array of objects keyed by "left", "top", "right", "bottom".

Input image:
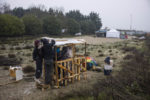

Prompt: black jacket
[
  {"left": 32, "top": 47, "right": 43, "bottom": 61},
  {"left": 41, "top": 42, "right": 55, "bottom": 60}
]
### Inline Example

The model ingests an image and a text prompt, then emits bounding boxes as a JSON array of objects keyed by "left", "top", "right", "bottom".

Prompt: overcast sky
[{"left": 2, "top": 0, "right": 150, "bottom": 31}]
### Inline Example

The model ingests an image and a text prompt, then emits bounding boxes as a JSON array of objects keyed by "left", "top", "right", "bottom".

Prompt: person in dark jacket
[
  {"left": 41, "top": 38, "right": 55, "bottom": 87},
  {"left": 33, "top": 40, "right": 43, "bottom": 84}
]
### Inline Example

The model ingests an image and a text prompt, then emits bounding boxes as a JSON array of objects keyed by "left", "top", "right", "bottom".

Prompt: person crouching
[{"left": 104, "top": 57, "right": 113, "bottom": 76}]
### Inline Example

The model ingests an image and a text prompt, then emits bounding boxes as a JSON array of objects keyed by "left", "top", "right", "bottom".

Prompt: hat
[
  {"left": 34, "top": 40, "right": 40, "bottom": 47},
  {"left": 104, "top": 57, "right": 110, "bottom": 64},
  {"left": 51, "top": 39, "right": 55, "bottom": 46},
  {"left": 41, "top": 38, "right": 49, "bottom": 45}
]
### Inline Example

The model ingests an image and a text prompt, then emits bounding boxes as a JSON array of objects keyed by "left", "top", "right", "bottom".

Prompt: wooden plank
[
  {"left": 84, "top": 57, "right": 87, "bottom": 80},
  {"left": 85, "top": 42, "right": 87, "bottom": 56},
  {"left": 57, "top": 64, "right": 73, "bottom": 74},
  {"left": 78, "top": 59, "right": 81, "bottom": 81},
  {"left": 57, "top": 58, "right": 72, "bottom": 63},
  {"left": 54, "top": 46, "right": 59, "bottom": 87},
  {"left": 58, "top": 74, "right": 79, "bottom": 81},
  {"left": 55, "top": 43, "right": 85, "bottom": 48},
  {"left": 60, "top": 62, "right": 63, "bottom": 84},
  {"left": 64, "top": 62, "right": 67, "bottom": 86},
  {"left": 67, "top": 61, "right": 71, "bottom": 82},
  {"left": 71, "top": 44, "right": 75, "bottom": 83}
]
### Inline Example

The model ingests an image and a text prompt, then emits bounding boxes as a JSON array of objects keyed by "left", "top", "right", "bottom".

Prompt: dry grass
[
  {"left": 0, "top": 55, "right": 21, "bottom": 66},
  {"left": 8, "top": 53, "right": 16, "bottom": 58},
  {"left": 74, "top": 36, "right": 123, "bottom": 45},
  {"left": 0, "top": 35, "right": 128, "bottom": 100}
]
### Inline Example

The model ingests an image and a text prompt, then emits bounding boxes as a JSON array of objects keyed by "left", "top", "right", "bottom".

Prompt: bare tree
[{"left": 0, "top": 2, "right": 10, "bottom": 13}]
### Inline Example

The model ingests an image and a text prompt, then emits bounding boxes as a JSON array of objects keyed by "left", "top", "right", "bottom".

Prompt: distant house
[{"left": 95, "top": 29, "right": 107, "bottom": 37}]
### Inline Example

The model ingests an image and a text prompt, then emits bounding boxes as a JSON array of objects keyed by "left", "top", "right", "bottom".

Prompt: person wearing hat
[
  {"left": 41, "top": 38, "right": 56, "bottom": 88},
  {"left": 104, "top": 57, "right": 113, "bottom": 75},
  {"left": 33, "top": 40, "right": 43, "bottom": 84}
]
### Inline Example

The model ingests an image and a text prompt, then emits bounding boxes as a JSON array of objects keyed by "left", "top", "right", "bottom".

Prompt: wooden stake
[
  {"left": 55, "top": 46, "right": 59, "bottom": 87},
  {"left": 64, "top": 62, "right": 67, "bottom": 86},
  {"left": 71, "top": 44, "right": 75, "bottom": 83}
]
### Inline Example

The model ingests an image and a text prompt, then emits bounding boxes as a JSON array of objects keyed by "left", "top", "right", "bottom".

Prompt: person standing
[
  {"left": 41, "top": 39, "right": 55, "bottom": 88},
  {"left": 33, "top": 40, "right": 43, "bottom": 84}
]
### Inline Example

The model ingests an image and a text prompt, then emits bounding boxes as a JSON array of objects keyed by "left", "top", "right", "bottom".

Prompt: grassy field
[{"left": 0, "top": 35, "right": 143, "bottom": 100}]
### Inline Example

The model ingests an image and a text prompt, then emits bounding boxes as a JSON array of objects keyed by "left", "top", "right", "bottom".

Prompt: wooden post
[
  {"left": 64, "top": 62, "right": 67, "bottom": 86},
  {"left": 60, "top": 62, "right": 63, "bottom": 85},
  {"left": 55, "top": 46, "right": 59, "bottom": 87},
  {"left": 71, "top": 44, "right": 75, "bottom": 83},
  {"left": 84, "top": 43, "right": 87, "bottom": 80},
  {"left": 42, "top": 60, "right": 45, "bottom": 82},
  {"left": 77, "top": 59, "right": 81, "bottom": 81},
  {"left": 68, "top": 61, "right": 71, "bottom": 82},
  {"left": 84, "top": 42, "right": 87, "bottom": 56}
]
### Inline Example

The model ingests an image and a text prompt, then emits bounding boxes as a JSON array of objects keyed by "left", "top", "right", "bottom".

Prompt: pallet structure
[{"left": 43, "top": 37, "right": 87, "bottom": 88}]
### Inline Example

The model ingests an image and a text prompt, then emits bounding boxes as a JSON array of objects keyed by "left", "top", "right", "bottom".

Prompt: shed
[
  {"left": 95, "top": 29, "right": 107, "bottom": 37},
  {"left": 41, "top": 37, "right": 87, "bottom": 88}
]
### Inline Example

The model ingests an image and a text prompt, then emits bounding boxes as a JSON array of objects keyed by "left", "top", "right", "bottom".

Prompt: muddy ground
[{"left": 0, "top": 36, "right": 140, "bottom": 100}]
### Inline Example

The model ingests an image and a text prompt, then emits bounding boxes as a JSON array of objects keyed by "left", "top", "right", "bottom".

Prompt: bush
[
  {"left": 15, "top": 46, "right": 22, "bottom": 50},
  {"left": 25, "top": 53, "right": 31, "bottom": 56},
  {"left": 0, "top": 14, "right": 25, "bottom": 36},
  {"left": 22, "top": 15, "right": 42, "bottom": 35},
  {"left": 3, "top": 66, "right": 9, "bottom": 70},
  {"left": 23, "top": 45, "right": 33, "bottom": 49},
  {"left": 108, "top": 49, "right": 112, "bottom": 52},
  {"left": 9, "top": 47, "right": 14, "bottom": 50},
  {"left": 123, "top": 54, "right": 134, "bottom": 60},
  {"left": 8, "top": 53, "right": 16, "bottom": 58},
  {"left": 99, "top": 53, "right": 104, "bottom": 57},
  {"left": 0, "top": 46, "right": 6, "bottom": 50},
  {"left": 98, "top": 50, "right": 102, "bottom": 53},
  {"left": 23, "top": 65, "right": 35, "bottom": 73},
  {"left": 0, "top": 55, "right": 21, "bottom": 66},
  {"left": 122, "top": 47, "right": 137, "bottom": 52},
  {"left": 109, "top": 53, "right": 113, "bottom": 55}
]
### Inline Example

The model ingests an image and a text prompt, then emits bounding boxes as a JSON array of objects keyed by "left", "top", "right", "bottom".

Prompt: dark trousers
[
  {"left": 104, "top": 69, "right": 112, "bottom": 76},
  {"left": 44, "top": 59, "right": 54, "bottom": 85},
  {"left": 35, "top": 59, "right": 43, "bottom": 79}
]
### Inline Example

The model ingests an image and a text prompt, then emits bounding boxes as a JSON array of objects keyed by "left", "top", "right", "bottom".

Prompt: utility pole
[{"left": 130, "top": 14, "right": 132, "bottom": 30}]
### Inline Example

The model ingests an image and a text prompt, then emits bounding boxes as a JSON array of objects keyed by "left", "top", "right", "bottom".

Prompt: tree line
[{"left": 0, "top": 4, "right": 102, "bottom": 37}]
